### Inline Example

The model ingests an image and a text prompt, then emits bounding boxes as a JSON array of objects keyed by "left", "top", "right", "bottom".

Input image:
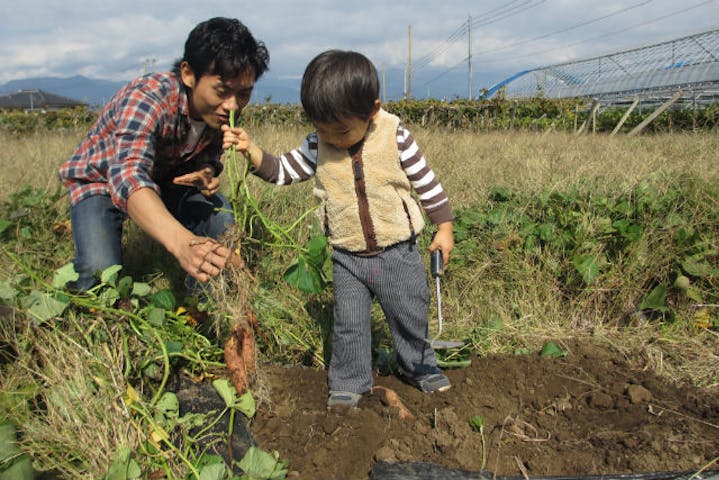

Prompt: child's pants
[{"left": 328, "top": 239, "right": 441, "bottom": 394}]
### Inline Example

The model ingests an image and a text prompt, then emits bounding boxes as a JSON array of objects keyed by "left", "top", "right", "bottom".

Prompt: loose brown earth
[{"left": 249, "top": 339, "right": 719, "bottom": 480}]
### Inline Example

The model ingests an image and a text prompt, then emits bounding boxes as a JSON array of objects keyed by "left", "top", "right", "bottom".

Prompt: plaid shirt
[{"left": 58, "top": 72, "right": 223, "bottom": 213}]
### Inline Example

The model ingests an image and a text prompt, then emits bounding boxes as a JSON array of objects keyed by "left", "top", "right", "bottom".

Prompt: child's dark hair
[
  {"left": 173, "top": 17, "right": 269, "bottom": 81},
  {"left": 301, "top": 50, "right": 379, "bottom": 123}
]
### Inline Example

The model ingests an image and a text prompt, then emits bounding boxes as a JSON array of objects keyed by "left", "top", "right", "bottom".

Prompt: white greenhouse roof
[{"left": 488, "top": 28, "right": 719, "bottom": 105}]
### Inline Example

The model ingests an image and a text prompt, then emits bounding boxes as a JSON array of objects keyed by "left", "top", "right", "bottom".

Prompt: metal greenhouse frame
[{"left": 487, "top": 28, "right": 719, "bottom": 108}]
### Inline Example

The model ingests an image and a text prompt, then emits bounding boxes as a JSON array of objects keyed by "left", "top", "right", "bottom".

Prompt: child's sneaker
[
  {"left": 404, "top": 372, "right": 451, "bottom": 393},
  {"left": 327, "top": 391, "right": 361, "bottom": 408}
]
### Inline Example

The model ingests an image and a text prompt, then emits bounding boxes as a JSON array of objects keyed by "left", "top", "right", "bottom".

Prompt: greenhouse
[{"left": 488, "top": 28, "right": 719, "bottom": 107}]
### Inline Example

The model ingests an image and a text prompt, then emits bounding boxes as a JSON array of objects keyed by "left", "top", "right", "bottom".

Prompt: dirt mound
[{"left": 250, "top": 340, "right": 719, "bottom": 480}]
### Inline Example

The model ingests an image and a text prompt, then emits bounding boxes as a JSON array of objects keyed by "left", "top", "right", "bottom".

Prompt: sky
[{"left": 1, "top": 0, "right": 718, "bottom": 101}]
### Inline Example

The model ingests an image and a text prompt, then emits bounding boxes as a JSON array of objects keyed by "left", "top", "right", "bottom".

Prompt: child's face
[{"left": 313, "top": 115, "right": 372, "bottom": 150}]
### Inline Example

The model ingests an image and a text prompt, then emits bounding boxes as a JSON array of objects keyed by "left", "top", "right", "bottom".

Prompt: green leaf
[
  {"left": 685, "top": 286, "right": 704, "bottom": 303},
  {"left": 104, "top": 445, "right": 131, "bottom": 480},
  {"left": 117, "top": 276, "right": 133, "bottom": 298},
  {"left": 0, "top": 423, "right": 20, "bottom": 462},
  {"left": 131, "top": 282, "right": 152, "bottom": 297},
  {"left": 154, "top": 392, "right": 179, "bottom": 425},
  {"left": 681, "top": 256, "right": 719, "bottom": 278},
  {"left": 284, "top": 257, "right": 324, "bottom": 293},
  {"left": 468, "top": 415, "right": 485, "bottom": 432},
  {"left": 237, "top": 447, "right": 288, "bottom": 480},
  {"left": 100, "top": 264, "right": 123, "bottom": 286},
  {"left": 152, "top": 290, "right": 176, "bottom": 311},
  {"left": 164, "top": 340, "right": 183, "bottom": 354},
  {"left": 52, "top": 262, "right": 79, "bottom": 289},
  {"left": 639, "top": 284, "right": 668, "bottom": 312},
  {"left": 0, "top": 219, "right": 12, "bottom": 236},
  {"left": 212, "top": 379, "right": 237, "bottom": 408},
  {"left": 237, "top": 390, "right": 256, "bottom": 418},
  {"left": 537, "top": 223, "right": 553, "bottom": 242},
  {"left": 305, "top": 235, "right": 328, "bottom": 267},
  {"left": 22, "top": 290, "right": 69, "bottom": 323},
  {"left": 146, "top": 307, "right": 165, "bottom": 327},
  {"left": 99, "top": 287, "right": 120, "bottom": 307},
  {"left": 540, "top": 341, "right": 568, "bottom": 358},
  {"left": 0, "top": 280, "right": 18, "bottom": 305},
  {"left": 196, "top": 454, "right": 225, "bottom": 469},
  {"left": 198, "top": 463, "right": 228, "bottom": 480},
  {"left": 126, "top": 459, "right": 141, "bottom": 479},
  {"left": 572, "top": 254, "right": 599, "bottom": 285}
]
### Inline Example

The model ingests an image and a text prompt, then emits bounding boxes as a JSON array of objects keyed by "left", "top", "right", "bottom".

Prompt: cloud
[{"left": 1, "top": 0, "right": 717, "bottom": 93}]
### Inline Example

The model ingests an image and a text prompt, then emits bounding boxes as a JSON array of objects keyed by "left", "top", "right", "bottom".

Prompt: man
[{"left": 58, "top": 17, "right": 269, "bottom": 290}]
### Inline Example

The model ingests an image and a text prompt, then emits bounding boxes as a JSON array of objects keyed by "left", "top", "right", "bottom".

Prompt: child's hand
[
  {"left": 221, "top": 124, "right": 263, "bottom": 168},
  {"left": 221, "top": 124, "right": 251, "bottom": 151},
  {"left": 429, "top": 221, "right": 455, "bottom": 266}
]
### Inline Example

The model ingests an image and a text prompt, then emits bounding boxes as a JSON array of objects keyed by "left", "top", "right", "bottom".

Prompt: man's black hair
[
  {"left": 300, "top": 50, "right": 379, "bottom": 123},
  {"left": 172, "top": 17, "right": 269, "bottom": 80}
]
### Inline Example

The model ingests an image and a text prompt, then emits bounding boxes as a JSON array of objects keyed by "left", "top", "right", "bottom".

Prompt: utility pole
[
  {"left": 143, "top": 57, "right": 157, "bottom": 74},
  {"left": 382, "top": 63, "right": 386, "bottom": 103},
  {"left": 468, "top": 15, "right": 473, "bottom": 101},
  {"left": 407, "top": 25, "right": 412, "bottom": 99}
]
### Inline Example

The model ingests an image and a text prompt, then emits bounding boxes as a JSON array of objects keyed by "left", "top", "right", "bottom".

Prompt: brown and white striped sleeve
[
  {"left": 397, "top": 124, "right": 453, "bottom": 225},
  {"left": 252, "top": 133, "right": 318, "bottom": 185}
]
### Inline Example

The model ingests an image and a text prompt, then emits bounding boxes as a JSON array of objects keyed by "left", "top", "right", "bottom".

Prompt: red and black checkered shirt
[{"left": 58, "top": 72, "right": 223, "bottom": 213}]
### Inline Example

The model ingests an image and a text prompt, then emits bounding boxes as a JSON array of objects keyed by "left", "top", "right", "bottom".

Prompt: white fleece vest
[{"left": 313, "top": 109, "right": 425, "bottom": 252}]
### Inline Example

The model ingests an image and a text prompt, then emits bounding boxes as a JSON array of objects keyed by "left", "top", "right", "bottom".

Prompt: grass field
[{"left": 1, "top": 125, "right": 718, "bottom": 478}]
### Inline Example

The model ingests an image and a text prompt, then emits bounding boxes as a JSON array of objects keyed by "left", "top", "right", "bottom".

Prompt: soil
[{"left": 247, "top": 339, "right": 719, "bottom": 480}]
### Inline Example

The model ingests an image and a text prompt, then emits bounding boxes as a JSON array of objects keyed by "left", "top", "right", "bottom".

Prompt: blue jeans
[{"left": 70, "top": 185, "right": 234, "bottom": 291}]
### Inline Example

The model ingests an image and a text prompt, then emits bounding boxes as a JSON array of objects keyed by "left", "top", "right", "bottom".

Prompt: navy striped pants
[{"left": 328, "top": 240, "right": 441, "bottom": 394}]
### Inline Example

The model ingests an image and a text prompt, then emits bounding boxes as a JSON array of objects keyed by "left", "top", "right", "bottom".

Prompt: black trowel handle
[{"left": 431, "top": 249, "right": 444, "bottom": 278}]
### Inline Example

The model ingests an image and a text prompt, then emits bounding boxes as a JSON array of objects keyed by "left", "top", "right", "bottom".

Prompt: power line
[
  {"left": 472, "top": 0, "right": 654, "bottom": 61},
  {"left": 470, "top": 0, "right": 545, "bottom": 29},
  {"left": 478, "top": 0, "right": 716, "bottom": 67},
  {"left": 413, "top": 0, "right": 546, "bottom": 71}
]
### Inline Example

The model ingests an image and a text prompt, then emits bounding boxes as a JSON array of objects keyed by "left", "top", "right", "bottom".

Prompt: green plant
[
  {"left": 468, "top": 415, "right": 487, "bottom": 471},
  {"left": 225, "top": 111, "right": 328, "bottom": 294}
]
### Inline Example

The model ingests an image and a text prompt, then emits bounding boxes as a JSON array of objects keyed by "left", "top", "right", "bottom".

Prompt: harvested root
[
  {"left": 224, "top": 319, "right": 258, "bottom": 396},
  {"left": 372, "top": 386, "right": 414, "bottom": 420}
]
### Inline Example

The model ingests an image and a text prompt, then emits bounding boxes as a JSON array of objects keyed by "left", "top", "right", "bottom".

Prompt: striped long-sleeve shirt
[{"left": 253, "top": 123, "right": 453, "bottom": 226}]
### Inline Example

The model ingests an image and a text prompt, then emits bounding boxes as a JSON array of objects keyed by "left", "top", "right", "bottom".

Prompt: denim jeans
[{"left": 70, "top": 185, "right": 234, "bottom": 291}]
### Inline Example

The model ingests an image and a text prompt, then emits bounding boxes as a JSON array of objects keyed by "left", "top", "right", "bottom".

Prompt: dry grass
[
  {"left": 413, "top": 129, "right": 719, "bottom": 207},
  {"left": 1, "top": 313, "right": 139, "bottom": 479},
  {"left": 0, "top": 129, "right": 85, "bottom": 201}
]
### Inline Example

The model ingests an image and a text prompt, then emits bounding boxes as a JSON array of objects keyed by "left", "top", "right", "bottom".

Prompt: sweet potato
[{"left": 371, "top": 386, "right": 414, "bottom": 420}]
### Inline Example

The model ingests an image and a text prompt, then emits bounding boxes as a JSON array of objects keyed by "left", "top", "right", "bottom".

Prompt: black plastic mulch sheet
[
  {"left": 370, "top": 463, "right": 719, "bottom": 480},
  {"left": 174, "top": 376, "right": 255, "bottom": 473}
]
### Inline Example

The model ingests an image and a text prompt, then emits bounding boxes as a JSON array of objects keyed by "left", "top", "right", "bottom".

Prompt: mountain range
[
  {"left": 0, "top": 74, "right": 303, "bottom": 107},
  {"left": 0, "top": 68, "right": 487, "bottom": 108}
]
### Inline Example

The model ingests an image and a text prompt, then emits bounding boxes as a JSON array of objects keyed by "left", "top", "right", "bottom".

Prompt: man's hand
[
  {"left": 429, "top": 221, "right": 455, "bottom": 266},
  {"left": 172, "top": 165, "right": 219, "bottom": 197},
  {"left": 180, "top": 236, "right": 233, "bottom": 283},
  {"left": 127, "top": 188, "right": 231, "bottom": 284}
]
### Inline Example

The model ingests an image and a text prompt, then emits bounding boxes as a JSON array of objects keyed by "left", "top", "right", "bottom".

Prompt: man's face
[{"left": 181, "top": 62, "right": 255, "bottom": 129}]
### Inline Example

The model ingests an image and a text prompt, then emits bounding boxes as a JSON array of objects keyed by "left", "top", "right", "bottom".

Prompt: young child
[{"left": 224, "top": 50, "right": 455, "bottom": 408}]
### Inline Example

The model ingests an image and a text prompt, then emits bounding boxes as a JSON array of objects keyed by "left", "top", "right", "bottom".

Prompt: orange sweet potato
[{"left": 372, "top": 386, "right": 414, "bottom": 420}]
